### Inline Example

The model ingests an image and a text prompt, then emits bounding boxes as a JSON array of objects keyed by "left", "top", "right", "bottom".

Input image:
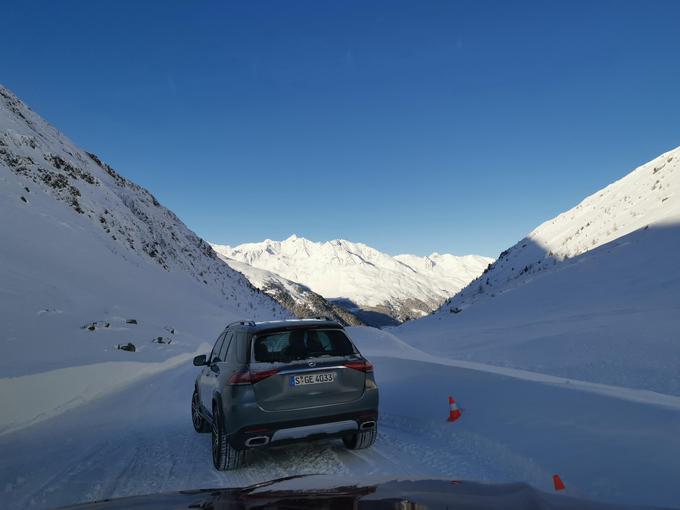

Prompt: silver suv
[{"left": 191, "top": 319, "right": 379, "bottom": 470}]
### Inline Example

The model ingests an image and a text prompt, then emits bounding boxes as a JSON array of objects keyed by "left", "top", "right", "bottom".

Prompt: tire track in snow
[{"left": 4, "top": 354, "right": 679, "bottom": 508}]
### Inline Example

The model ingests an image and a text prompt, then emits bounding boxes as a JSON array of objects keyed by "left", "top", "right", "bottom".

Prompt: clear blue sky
[{"left": 2, "top": 1, "right": 680, "bottom": 257}]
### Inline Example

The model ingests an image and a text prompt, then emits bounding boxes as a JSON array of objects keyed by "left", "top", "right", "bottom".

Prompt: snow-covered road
[{"left": 2, "top": 352, "right": 679, "bottom": 509}]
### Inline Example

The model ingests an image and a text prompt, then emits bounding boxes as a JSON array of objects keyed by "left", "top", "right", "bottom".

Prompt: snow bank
[
  {"left": 350, "top": 326, "right": 680, "bottom": 411},
  {"left": 347, "top": 326, "right": 430, "bottom": 359},
  {"left": 0, "top": 344, "right": 209, "bottom": 436}
]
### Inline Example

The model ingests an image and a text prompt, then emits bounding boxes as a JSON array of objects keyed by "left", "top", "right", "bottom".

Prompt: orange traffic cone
[
  {"left": 553, "top": 474, "right": 565, "bottom": 491},
  {"left": 447, "top": 396, "right": 462, "bottom": 422}
]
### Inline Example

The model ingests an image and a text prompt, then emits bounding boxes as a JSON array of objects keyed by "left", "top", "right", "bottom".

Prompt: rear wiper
[{"left": 274, "top": 357, "right": 295, "bottom": 363}]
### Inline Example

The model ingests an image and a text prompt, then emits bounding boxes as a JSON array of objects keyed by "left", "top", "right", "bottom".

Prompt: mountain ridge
[
  {"left": 216, "top": 255, "right": 364, "bottom": 326},
  {"left": 0, "top": 84, "right": 289, "bottom": 375},
  {"left": 212, "top": 235, "right": 492, "bottom": 324},
  {"left": 433, "top": 144, "right": 680, "bottom": 315}
]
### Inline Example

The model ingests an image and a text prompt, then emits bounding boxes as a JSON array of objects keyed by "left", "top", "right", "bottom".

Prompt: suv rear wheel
[
  {"left": 343, "top": 424, "right": 378, "bottom": 450},
  {"left": 211, "top": 402, "right": 245, "bottom": 470}
]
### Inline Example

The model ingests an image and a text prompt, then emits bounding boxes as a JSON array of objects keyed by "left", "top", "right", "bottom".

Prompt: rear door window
[
  {"left": 218, "top": 332, "right": 232, "bottom": 362},
  {"left": 225, "top": 331, "right": 247, "bottom": 364},
  {"left": 209, "top": 332, "right": 226, "bottom": 363},
  {"left": 236, "top": 331, "right": 250, "bottom": 363},
  {"left": 253, "top": 329, "right": 355, "bottom": 362}
]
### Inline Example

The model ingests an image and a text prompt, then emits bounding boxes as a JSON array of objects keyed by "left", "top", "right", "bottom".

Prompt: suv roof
[{"left": 227, "top": 318, "right": 344, "bottom": 333}]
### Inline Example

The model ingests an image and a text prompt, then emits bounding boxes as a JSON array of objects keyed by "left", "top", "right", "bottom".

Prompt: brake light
[
  {"left": 228, "top": 368, "right": 279, "bottom": 385},
  {"left": 344, "top": 360, "right": 373, "bottom": 373}
]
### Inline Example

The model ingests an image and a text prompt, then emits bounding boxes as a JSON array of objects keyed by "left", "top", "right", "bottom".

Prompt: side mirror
[{"left": 193, "top": 354, "right": 207, "bottom": 366}]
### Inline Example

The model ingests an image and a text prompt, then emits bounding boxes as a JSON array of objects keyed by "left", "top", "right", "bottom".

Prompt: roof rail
[
  {"left": 311, "top": 316, "right": 337, "bottom": 322},
  {"left": 227, "top": 320, "right": 256, "bottom": 328}
]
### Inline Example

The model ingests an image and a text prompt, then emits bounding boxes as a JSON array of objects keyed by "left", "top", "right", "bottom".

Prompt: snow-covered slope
[
  {"left": 217, "top": 256, "right": 363, "bottom": 326},
  {"left": 397, "top": 145, "right": 680, "bottom": 394},
  {"left": 0, "top": 84, "right": 289, "bottom": 380},
  {"left": 212, "top": 237, "right": 492, "bottom": 324},
  {"left": 438, "top": 146, "right": 680, "bottom": 313}
]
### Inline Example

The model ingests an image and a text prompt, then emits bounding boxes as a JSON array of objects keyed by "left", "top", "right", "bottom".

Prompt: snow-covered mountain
[
  {"left": 212, "top": 237, "right": 492, "bottom": 325},
  {"left": 398, "top": 145, "right": 680, "bottom": 394},
  {"left": 437, "top": 145, "right": 680, "bottom": 313},
  {"left": 218, "top": 257, "right": 363, "bottom": 326},
  {"left": 0, "top": 84, "right": 289, "bottom": 377}
]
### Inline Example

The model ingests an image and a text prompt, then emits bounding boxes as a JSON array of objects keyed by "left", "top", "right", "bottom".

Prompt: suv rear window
[{"left": 253, "top": 329, "right": 356, "bottom": 362}]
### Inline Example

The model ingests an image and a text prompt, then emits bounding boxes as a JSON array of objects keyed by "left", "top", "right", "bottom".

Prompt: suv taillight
[
  {"left": 228, "top": 368, "right": 279, "bottom": 385},
  {"left": 344, "top": 360, "right": 373, "bottom": 373}
]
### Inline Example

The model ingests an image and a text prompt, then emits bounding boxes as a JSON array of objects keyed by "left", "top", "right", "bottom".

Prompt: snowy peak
[{"left": 212, "top": 237, "right": 493, "bottom": 324}]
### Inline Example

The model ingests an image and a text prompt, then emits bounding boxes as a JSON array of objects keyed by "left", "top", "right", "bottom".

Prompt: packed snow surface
[
  {"left": 1, "top": 328, "right": 679, "bottom": 509},
  {"left": 212, "top": 236, "right": 492, "bottom": 321}
]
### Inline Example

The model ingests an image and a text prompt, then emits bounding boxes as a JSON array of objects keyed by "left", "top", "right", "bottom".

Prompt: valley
[{"left": 1, "top": 83, "right": 679, "bottom": 509}]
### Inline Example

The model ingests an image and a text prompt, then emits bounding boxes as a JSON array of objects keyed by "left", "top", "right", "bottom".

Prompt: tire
[
  {"left": 343, "top": 424, "right": 378, "bottom": 450},
  {"left": 191, "top": 389, "right": 209, "bottom": 433},
  {"left": 211, "top": 402, "right": 245, "bottom": 470}
]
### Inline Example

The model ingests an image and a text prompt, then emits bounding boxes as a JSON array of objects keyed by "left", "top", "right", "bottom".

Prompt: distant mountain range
[{"left": 212, "top": 236, "right": 492, "bottom": 326}]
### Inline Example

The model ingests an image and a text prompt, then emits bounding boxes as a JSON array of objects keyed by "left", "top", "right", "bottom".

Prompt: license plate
[{"left": 290, "top": 371, "right": 336, "bottom": 386}]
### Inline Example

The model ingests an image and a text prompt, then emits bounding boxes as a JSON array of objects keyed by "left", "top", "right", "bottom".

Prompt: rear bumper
[
  {"left": 229, "top": 408, "right": 379, "bottom": 450},
  {"left": 219, "top": 378, "right": 379, "bottom": 450}
]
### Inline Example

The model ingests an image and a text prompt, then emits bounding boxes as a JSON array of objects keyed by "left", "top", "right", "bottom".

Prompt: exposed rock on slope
[
  {"left": 219, "top": 257, "right": 364, "bottom": 326},
  {"left": 0, "top": 84, "right": 289, "bottom": 374}
]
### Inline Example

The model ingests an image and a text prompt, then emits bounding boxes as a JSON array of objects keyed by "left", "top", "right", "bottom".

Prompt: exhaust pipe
[
  {"left": 245, "top": 436, "right": 270, "bottom": 447},
  {"left": 360, "top": 420, "right": 376, "bottom": 431}
]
